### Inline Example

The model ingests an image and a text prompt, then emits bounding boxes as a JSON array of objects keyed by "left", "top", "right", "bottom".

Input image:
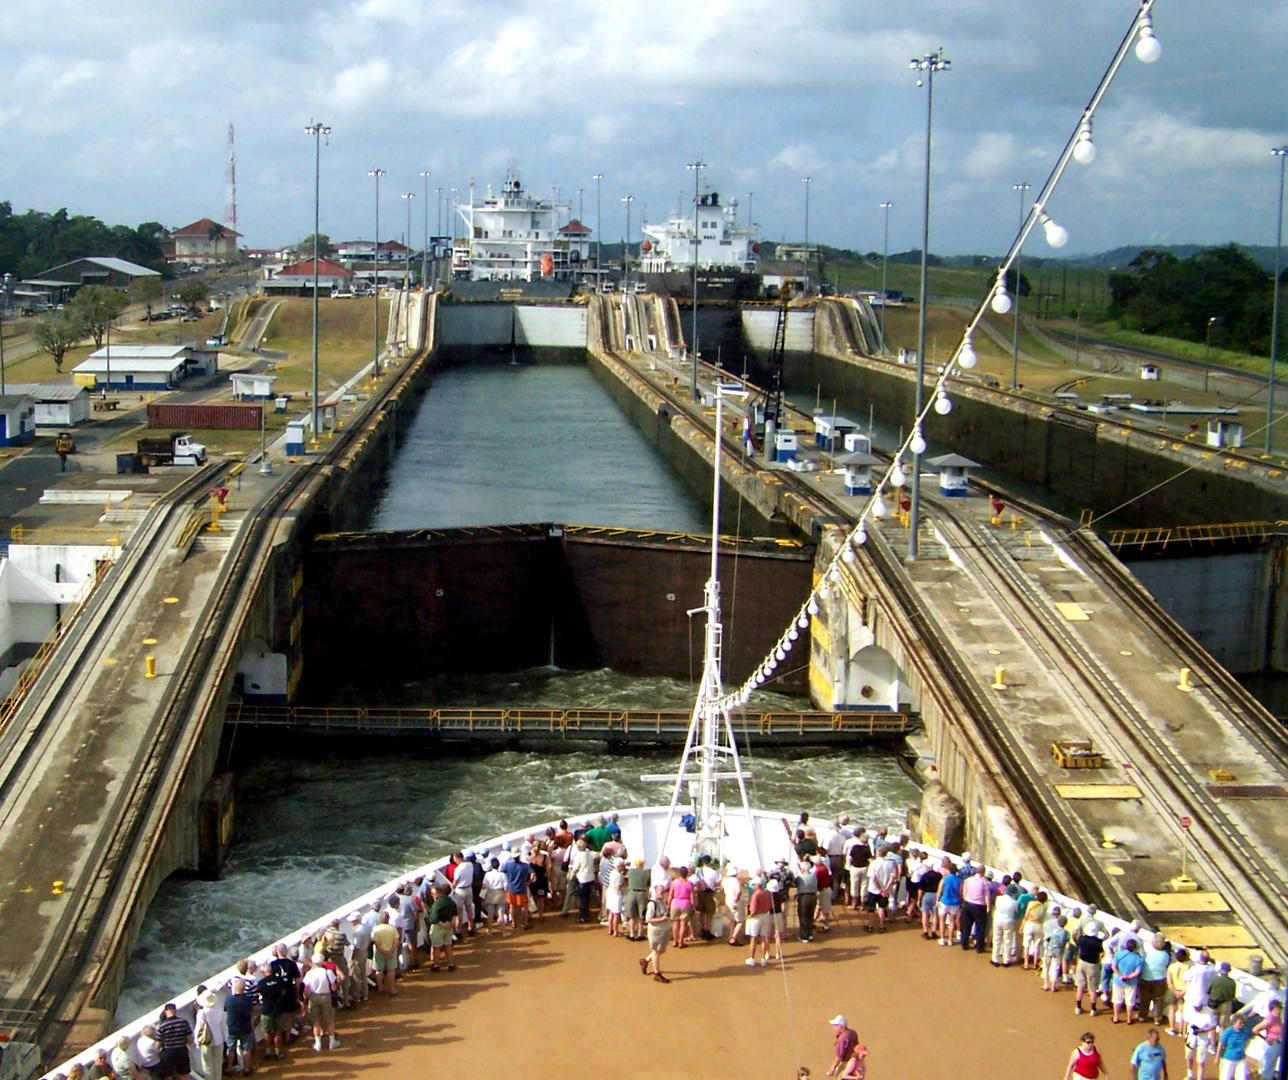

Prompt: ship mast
[{"left": 649, "top": 382, "right": 763, "bottom": 870}]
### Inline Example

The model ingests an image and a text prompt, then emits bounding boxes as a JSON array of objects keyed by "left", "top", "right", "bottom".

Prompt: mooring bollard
[{"left": 145, "top": 655, "right": 157, "bottom": 679}]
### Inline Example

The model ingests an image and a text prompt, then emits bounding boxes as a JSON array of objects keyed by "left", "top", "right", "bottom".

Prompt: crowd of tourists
[{"left": 50, "top": 811, "right": 1283, "bottom": 1080}]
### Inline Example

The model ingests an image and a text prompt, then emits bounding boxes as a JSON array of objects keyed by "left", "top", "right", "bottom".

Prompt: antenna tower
[{"left": 224, "top": 123, "right": 237, "bottom": 235}]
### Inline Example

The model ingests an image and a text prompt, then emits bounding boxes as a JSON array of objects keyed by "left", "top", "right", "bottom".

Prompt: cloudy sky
[{"left": 1, "top": 0, "right": 1284, "bottom": 257}]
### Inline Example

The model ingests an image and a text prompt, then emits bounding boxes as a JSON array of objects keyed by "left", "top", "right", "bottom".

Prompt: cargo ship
[{"left": 639, "top": 189, "right": 761, "bottom": 300}]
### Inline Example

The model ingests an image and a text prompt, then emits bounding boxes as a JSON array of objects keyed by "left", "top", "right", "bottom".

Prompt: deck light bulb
[
  {"left": 1073, "top": 119, "right": 1097, "bottom": 165},
  {"left": 807, "top": 598, "right": 819, "bottom": 616},
  {"left": 958, "top": 337, "right": 977, "bottom": 369},
  {"left": 788, "top": 627, "right": 799, "bottom": 640},
  {"left": 856, "top": 525, "right": 867, "bottom": 546},
  {"left": 890, "top": 464, "right": 906, "bottom": 488},
  {"left": 1135, "top": 15, "right": 1161, "bottom": 63},
  {"left": 828, "top": 567, "right": 841, "bottom": 583},
  {"left": 767, "top": 658, "right": 778, "bottom": 671},
  {"left": 842, "top": 544, "right": 856, "bottom": 564},
  {"left": 1041, "top": 213, "right": 1069, "bottom": 249},
  {"left": 819, "top": 585, "right": 832, "bottom": 600},
  {"left": 797, "top": 613, "right": 809, "bottom": 629},
  {"left": 910, "top": 428, "right": 927, "bottom": 455},
  {"left": 935, "top": 393, "right": 953, "bottom": 416},
  {"left": 775, "top": 647, "right": 787, "bottom": 661},
  {"left": 872, "top": 494, "right": 887, "bottom": 518},
  {"left": 991, "top": 278, "right": 1012, "bottom": 315}
]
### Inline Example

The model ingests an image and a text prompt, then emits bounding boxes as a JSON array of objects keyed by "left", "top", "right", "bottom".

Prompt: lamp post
[
  {"left": 621, "top": 195, "right": 634, "bottom": 293},
  {"left": 908, "top": 48, "right": 950, "bottom": 561},
  {"left": 592, "top": 173, "right": 604, "bottom": 291},
  {"left": 304, "top": 120, "right": 330, "bottom": 446},
  {"left": 802, "top": 176, "right": 812, "bottom": 294},
  {"left": 1011, "top": 181, "right": 1030, "bottom": 391},
  {"left": 419, "top": 171, "right": 431, "bottom": 288},
  {"left": 879, "top": 200, "right": 893, "bottom": 353},
  {"left": 368, "top": 167, "right": 385, "bottom": 376},
  {"left": 401, "top": 191, "right": 414, "bottom": 295},
  {"left": 1203, "top": 315, "right": 1218, "bottom": 393},
  {"left": 748, "top": 191, "right": 754, "bottom": 231},
  {"left": 687, "top": 159, "right": 706, "bottom": 400},
  {"left": 1268, "top": 146, "right": 1288, "bottom": 455}
]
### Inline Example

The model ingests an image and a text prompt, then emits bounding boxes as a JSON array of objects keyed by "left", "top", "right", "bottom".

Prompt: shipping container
[{"left": 146, "top": 402, "right": 262, "bottom": 430}]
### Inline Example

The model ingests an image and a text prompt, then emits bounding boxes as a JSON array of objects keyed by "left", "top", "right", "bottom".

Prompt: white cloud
[
  {"left": 328, "top": 59, "right": 392, "bottom": 112},
  {"left": 770, "top": 144, "right": 824, "bottom": 174},
  {"left": 963, "top": 133, "right": 1016, "bottom": 180}
]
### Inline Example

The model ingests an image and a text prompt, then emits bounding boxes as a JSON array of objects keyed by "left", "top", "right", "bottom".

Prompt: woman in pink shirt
[{"left": 668, "top": 867, "right": 695, "bottom": 948}]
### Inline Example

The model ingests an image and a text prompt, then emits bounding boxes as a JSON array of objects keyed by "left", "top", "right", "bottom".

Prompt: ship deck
[{"left": 274, "top": 911, "right": 1150, "bottom": 1079}]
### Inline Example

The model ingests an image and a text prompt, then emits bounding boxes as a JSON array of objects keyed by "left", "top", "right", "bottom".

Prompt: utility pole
[
  {"left": 1012, "top": 181, "right": 1030, "bottom": 391},
  {"left": 368, "top": 167, "right": 386, "bottom": 376},
  {"left": 687, "top": 160, "right": 706, "bottom": 400},
  {"left": 304, "top": 120, "right": 330, "bottom": 445}
]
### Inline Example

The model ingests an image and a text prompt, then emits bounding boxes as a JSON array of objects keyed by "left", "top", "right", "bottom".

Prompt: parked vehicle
[{"left": 126, "top": 431, "right": 208, "bottom": 470}]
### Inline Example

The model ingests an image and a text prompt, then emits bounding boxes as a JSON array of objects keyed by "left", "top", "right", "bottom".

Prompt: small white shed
[
  {"left": 6, "top": 383, "right": 91, "bottom": 427},
  {"left": 925, "top": 452, "right": 981, "bottom": 497},
  {"left": 230, "top": 372, "right": 278, "bottom": 401}
]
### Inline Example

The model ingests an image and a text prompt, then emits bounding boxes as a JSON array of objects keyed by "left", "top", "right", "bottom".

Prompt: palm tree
[{"left": 206, "top": 220, "right": 228, "bottom": 262}]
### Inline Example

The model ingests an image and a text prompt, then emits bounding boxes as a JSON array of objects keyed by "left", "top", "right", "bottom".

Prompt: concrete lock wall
[
  {"left": 438, "top": 303, "right": 588, "bottom": 348},
  {"left": 300, "top": 529, "right": 813, "bottom": 699},
  {"left": 741, "top": 308, "right": 815, "bottom": 353},
  {"left": 796, "top": 310, "right": 1288, "bottom": 531},
  {"left": 1124, "top": 549, "right": 1275, "bottom": 674}
]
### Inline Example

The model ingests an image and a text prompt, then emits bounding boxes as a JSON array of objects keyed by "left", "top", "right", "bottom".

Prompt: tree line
[
  {"left": 1108, "top": 244, "right": 1283, "bottom": 357},
  {"left": 0, "top": 202, "right": 167, "bottom": 279},
  {"left": 32, "top": 278, "right": 210, "bottom": 373}
]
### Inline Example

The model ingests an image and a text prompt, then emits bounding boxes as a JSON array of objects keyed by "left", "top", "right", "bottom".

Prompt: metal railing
[
  {"left": 224, "top": 704, "right": 917, "bottom": 739},
  {"left": 1108, "top": 519, "right": 1288, "bottom": 550},
  {"left": 9, "top": 525, "right": 123, "bottom": 547}
]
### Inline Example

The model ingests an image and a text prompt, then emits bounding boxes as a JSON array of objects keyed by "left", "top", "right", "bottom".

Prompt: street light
[
  {"left": 368, "top": 167, "right": 385, "bottom": 376},
  {"left": 592, "top": 173, "right": 604, "bottom": 291},
  {"left": 802, "top": 176, "right": 812, "bottom": 293},
  {"left": 1204, "top": 315, "right": 1217, "bottom": 393},
  {"left": 1268, "top": 146, "right": 1288, "bottom": 454},
  {"left": 621, "top": 194, "right": 635, "bottom": 293},
  {"left": 401, "top": 192, "right": 414, "bottom": 298},
  {"left": 420, "top": 171, "right": 431, "bottom": 288},
  {"left": 1011, "top": 181, "right": 1031, "bottom": 391},
  {"left": 304, "top": 120, "right": 330, "bottom": 449},
  {"left": 687, "top": 160, "right": 706, "bottom": 400},
  {"left": 879, "top": 200, "right": 893, "bottom": 353},
  {"left": 908, "top": 47, "right": 951, "bottom": 561}
]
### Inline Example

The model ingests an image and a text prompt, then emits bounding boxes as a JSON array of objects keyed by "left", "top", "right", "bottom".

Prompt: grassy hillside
[{"left": 260, "top": 297, "right": 391, "bottom": 394}]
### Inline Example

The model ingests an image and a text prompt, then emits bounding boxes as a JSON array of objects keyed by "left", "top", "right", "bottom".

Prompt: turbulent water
[
  {"left": 115, "top": 362, "right": 921, "bottom": 1023},
  {"left": 371, "top": 361, "right": 707, "bottom": 532},
  {"left": 116, "top": 673, "right": 920, "bottom": 1022}
]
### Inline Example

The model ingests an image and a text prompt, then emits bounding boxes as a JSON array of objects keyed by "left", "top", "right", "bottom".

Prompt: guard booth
[
  {"left": 814, "top": 414, "right": 858, "bottom": 452},
  {"left": 925, "top": 452, "right": 980, "bottom": 497},
  {"left": 773, "top": 428, "right": 798, "bottom": 463},
  {"left": 1206, "top": 419, "right": 1244, "bottom": 449},
  {"left": 836, "top": 450, "right": 882, "bottom": 495},
  {"left": 285, "top": 420, "right": 306, "bottom": 456},
  {"left": 843, "top": 430, "right": 872, "bottom": 454}
]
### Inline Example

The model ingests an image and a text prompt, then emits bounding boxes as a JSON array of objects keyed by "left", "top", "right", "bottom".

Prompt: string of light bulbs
[{"left": 715, "top": 0, "right": 1163, "bottom": 714}]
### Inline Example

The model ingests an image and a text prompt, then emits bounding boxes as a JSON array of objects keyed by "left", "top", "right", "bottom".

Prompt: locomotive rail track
[{"left": 621, "top": 336, "right": 1288, "bottom": 959}]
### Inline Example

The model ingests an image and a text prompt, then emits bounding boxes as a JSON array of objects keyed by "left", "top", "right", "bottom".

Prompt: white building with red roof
[
  {"left": 170, "top": 218, "right": 241, "bottom": 264},
  {"left": 260, "top": 257, "right": 354, "bottom": 296}
]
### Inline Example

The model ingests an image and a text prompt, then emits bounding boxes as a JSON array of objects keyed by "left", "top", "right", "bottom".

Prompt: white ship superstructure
[
  {"left": 639, "top": 189, "right": 761, "bottom": 298},
  {"left": 451, "top": 169, "right": 591, "bottom": 283}
]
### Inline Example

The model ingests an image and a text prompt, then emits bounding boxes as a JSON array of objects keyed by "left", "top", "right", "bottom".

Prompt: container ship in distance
[{"left": 639, "top": 189, "right": 762, "bottom": 300}]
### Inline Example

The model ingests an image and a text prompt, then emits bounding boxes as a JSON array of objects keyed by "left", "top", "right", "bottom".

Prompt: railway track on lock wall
[
  {"left": 619, "top": 351, "right": 1127, "bottom": 909},
  {"left": 0, "top": 325, "right": 426, "bottom": 1059},
  {"left": 640, "top": 347, "right": 1288, "bottom": 947}
]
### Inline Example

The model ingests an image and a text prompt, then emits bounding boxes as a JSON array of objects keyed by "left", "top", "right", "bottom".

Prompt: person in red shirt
[
  {"left": 827, "top": 1016, "right": 859, "bottom": 1078},
  {"left": 1063, "top": 1032, "right": 1110, "bottom": 1080},
  {"left": 814, "top": 856, "right": 833, "bottom": 932}
]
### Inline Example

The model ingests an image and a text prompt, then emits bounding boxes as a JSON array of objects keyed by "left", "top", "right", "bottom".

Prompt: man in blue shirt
[
  {"left": 502, "top": 852, "right": 534, "bottom": 930},
  {"left": 1112, "top": 938, "right": 1145, "bottom": 1024},
  {"left": 1130, "top": 1027, "right": 1168, "bottom": 1080}
]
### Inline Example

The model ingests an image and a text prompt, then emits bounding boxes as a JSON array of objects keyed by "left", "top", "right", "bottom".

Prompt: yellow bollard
[
  {"left": 992, "top": 666, "right": 1007, "bottom": 690},
  {"left": 145, "top": 655, "right": 157, "bottom": 679},
  {"left": 1177, "top": 667, "right": 1192, "bottom": 692},
  {"left": 207, "top": 493, "right": 222, "bottom": 532}
]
